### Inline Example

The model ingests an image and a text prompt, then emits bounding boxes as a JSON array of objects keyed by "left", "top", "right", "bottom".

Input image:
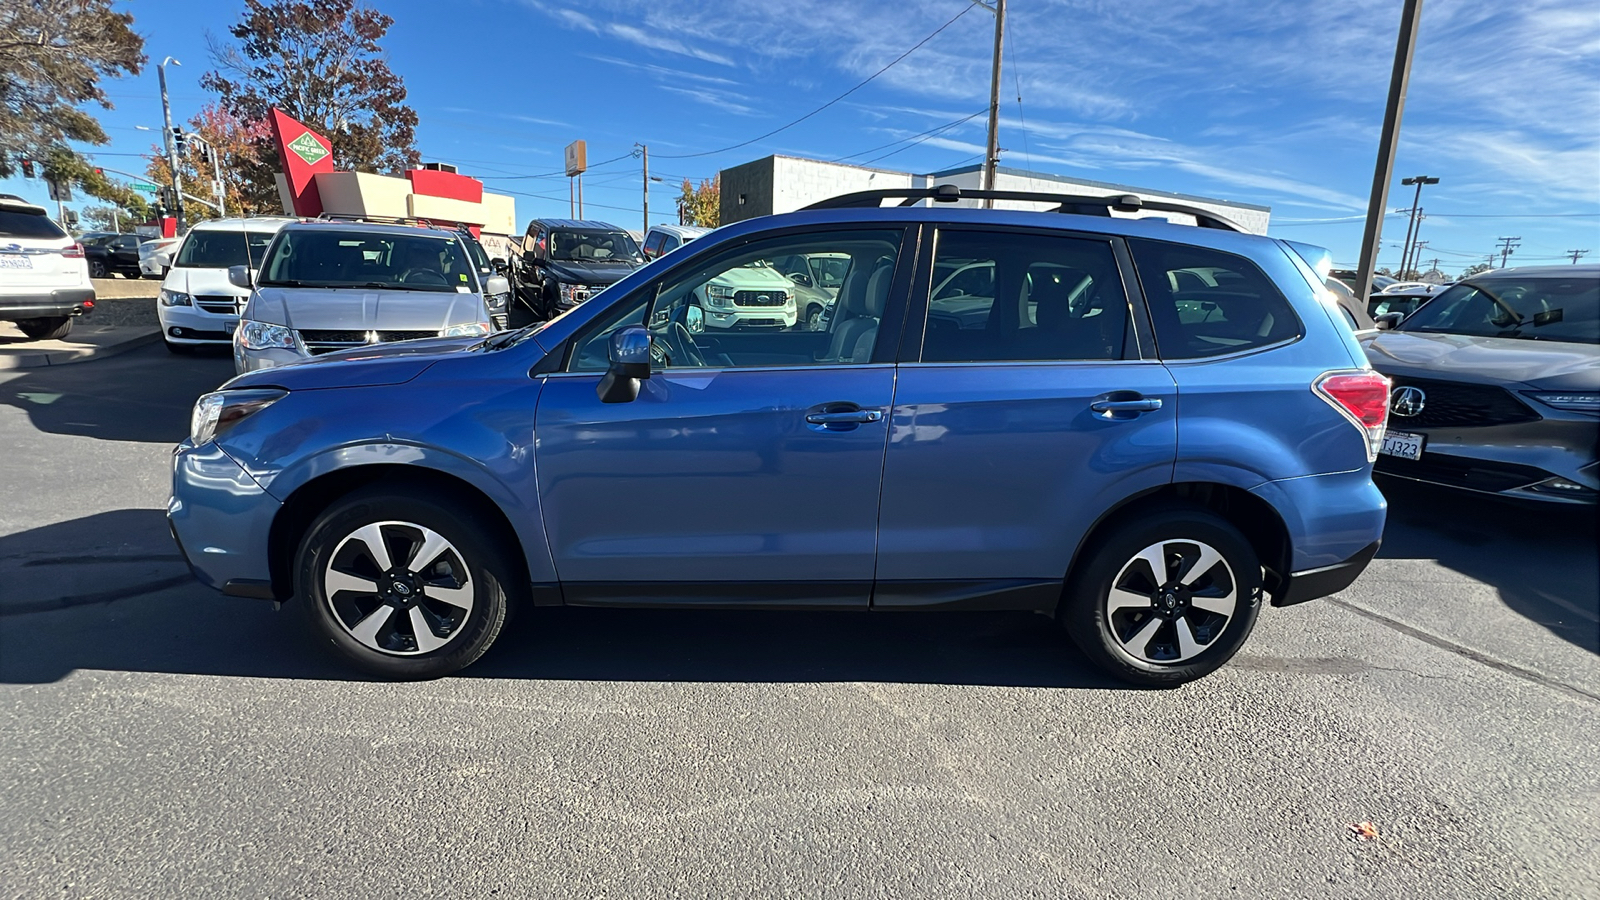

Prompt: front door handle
[
  {"left": 1090, "top": 398, "right": 1162, "bottom": 413},
  {"left": 806, "top": 409, "right": 884, "bottom": 425}
]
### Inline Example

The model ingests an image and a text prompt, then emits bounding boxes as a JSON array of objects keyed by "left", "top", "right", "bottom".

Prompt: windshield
[
  {"left": 550, "top": 230, "right": 641, "bottom": 263},
  {"left": 175, "top": 229, "right": 276, "bottom": 269},
  {"left": 259, "top": 230, "right": 478, "bottom": 292},
  {"left": 463, "top": 235, "right": 492, "bottom": 273},
  {"left": 1398, "top": 275, "right": 1599, "bottom": 344}
]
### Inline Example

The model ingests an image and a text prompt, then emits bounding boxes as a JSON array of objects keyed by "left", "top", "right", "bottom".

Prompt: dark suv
[
  {"left": 515, "top": 219, "right": 644, "bottom": 320},
  {"left": 170, "top": 187, "right": 1390, "bottom": 685}
]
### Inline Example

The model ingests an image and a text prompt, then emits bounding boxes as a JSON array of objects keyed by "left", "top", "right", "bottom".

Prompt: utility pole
[
  {"left": 158, "top": 57, "right": 186, "bottom": 232},
  {"left": 981, "top": 0, "right": 1007, "bottom": 208},
  {"left": 1397, "top": 175, "right": 1438, "bottom": 275},
  {"left": 1567, "top": 249, "right": 1589, "bottom": 264},
  {"left": 1495, "top": 236, "right": 1521, "bottom": 268},
  {"left": 635, "top": 143, "right": 649, "bottom": 236},
  {"left": 1354, "top": 0, "right": 1426, "bottom": 303},
  {"left": 1410, "top": 241, "right": 1428, "bottom": 276}
]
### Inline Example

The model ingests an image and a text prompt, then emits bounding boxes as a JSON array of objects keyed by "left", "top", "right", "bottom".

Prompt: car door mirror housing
[
  {"left": 484, "top": 275, "right": 511, "bottom": 296},
  {"left": 227, "top": 265, "right": 254, "bottom": 289},
  {"left": 1375, "top": 311, "right": 1403, "bottom": 330},
  {"left": 597, "top": 325, "right": 652, "bottom": 403},
  {"left": 788, "top": 272, "right": 813, "bottom": 287}
]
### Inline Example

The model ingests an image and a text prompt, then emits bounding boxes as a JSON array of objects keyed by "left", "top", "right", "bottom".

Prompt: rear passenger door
[{"left": 874, "top": 228, "right": 1178, "bottom": 604}]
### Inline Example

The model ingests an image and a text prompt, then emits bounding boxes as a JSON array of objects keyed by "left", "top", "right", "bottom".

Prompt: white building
[{"left": 720, "top": 155, "right": 1269, "bottom": 234}]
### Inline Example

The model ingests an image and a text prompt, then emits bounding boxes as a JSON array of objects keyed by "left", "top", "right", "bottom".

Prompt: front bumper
[
  {"left": 140, "top": 253, "right": 171, "bottom": 276},
  {"left": 704, "top": 306, "right": 798, "bottom": 329},
  {"left": 159, "top": 303, "right": 240, "bottom": 344},
  {"left": 169, "top": 441, "right": 280, "bottom": 594},
  {"left": 1374, "top": 417, "right": 1599, "bottom": 504},
  {"left": 0, "top": 287, "right": 95, "bottom": 319}
]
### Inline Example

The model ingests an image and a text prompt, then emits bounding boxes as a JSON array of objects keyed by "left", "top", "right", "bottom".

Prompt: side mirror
[
  {"left": 788, "top": 272, "right": 813, "bottom": 287},
  {"left": 597, "top": 325, "right": 652, "bottom": 404},
  {"left": 227, "top": 265, "right": 254, "bottom": 289},
  {"left": 685, "top": 305, "right": 704, "bottom": 334},
  {"left": 484, "top": 275, "right": 511, "bottom": 297},
  {"left": 1375, "top": 312, "right": 1404, "bottom": 330}
]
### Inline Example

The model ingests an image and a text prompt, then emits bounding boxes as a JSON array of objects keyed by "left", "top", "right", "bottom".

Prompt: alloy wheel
[
  {"left": 1105, "top": 539, "right": 1237, "bottom": 664},
  {"left": 322, "top": 520, "right": 475, "bottom": 656}
]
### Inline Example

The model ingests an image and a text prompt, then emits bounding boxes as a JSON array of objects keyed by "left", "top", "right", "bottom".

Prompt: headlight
[
  {"left": 442, "top": 322, "right": 491, "bottom": 337},
  {"left": 237, "top": 320, "right": 298, "bottom": 351},
  {"left": 783, "top": 290, "right": 794, "bottom": 307},
  {"left": 706, "top": 284, "right": 734, "bottom": 300},
  {"left": 485, "top": 292, "right": 508, "bottom": 311},
  {"left": 159, "top": 289, "right": 192, "bottom": 307},
  {"left": 190, "top": 389, "right": 286, "bottom": 446},
  {"left": 559, "top": 283, "right": 590, "bottom": 305},
  {"left": 1524, "top": 392, "right": 1600, "bottom": 413}
]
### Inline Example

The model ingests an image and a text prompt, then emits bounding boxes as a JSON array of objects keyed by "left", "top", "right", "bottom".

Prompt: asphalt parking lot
[{"left": 2, "top": 346, "right": 1596, "bottom": 899}]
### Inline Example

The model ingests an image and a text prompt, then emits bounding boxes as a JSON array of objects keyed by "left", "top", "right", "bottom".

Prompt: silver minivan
[{"left": 231, "top": 221, "right": 509, "bottom": 373}]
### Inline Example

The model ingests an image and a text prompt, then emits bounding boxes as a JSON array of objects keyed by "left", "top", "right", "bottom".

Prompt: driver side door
[{"left": 533, "top": 226, "right": 914, "bottom": 606}]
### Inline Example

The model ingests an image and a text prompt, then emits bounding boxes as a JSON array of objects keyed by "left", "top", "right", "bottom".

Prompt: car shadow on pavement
[
  {"left": 0, "top": 344, "right": 233, "bottom": 443},
  {"left": 1376, "top": 477, "right": 1599, "bottom": 654},
  {"left": 0, "top": 508, "right": 1124, "bottom": 689}
]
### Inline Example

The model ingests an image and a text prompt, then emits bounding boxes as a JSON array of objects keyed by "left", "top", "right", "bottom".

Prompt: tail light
[
  {"left": 1315, "top": 370, "right": 1390, "bottom": 462},
  {"left": 62, "top": 242, "right": 85, "bottom": 259}
]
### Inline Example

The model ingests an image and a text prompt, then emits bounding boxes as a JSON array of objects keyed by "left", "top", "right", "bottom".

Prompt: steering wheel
[
  {"left": 401, "top": 268, "right": 449, "bottom": 287},
  {"left": 659, "top": 321, "right": 706, "bottom": 368}
]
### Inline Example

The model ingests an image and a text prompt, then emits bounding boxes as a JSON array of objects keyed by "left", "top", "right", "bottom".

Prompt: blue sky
[{"left": 6, "top": 0, "right": 1597, "bottom": 272}]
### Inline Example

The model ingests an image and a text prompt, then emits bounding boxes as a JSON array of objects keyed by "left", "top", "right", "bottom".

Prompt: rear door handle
[
  {"left": 806, "top": 410, "right": 883, "bottom": 424},
  {"left": 1090, "top": 398, "right": 1163, "bottom": 413}
]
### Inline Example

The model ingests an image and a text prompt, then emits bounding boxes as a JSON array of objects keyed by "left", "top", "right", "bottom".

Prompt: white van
[{"left": 158, "top": 217, "right": 295, "bottom": 353}]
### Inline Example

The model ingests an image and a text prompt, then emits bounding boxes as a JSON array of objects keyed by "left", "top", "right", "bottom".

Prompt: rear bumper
[
  {"left": 0, "top": 287, "right": 95, "bottom": 319},
  {"left": 1276, "top": 540, "right": 1381, "bottom": 607}
]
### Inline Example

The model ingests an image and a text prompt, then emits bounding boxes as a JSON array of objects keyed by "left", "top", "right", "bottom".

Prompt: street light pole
[
  {"left": 636, "top": 143, "right": 649, "bottom": 236},
  {"left": 1399, "top": 175, "right": 1438, "bottom": 275},
  {"left": 158, "top": 57, "right": 185, "bottom": 232},
  {"left": 981, "top": 0, "right": 1006, "bottom": 208},
  {"left": 1354, "top": 0, "right": 1426, "bottom": 302}
]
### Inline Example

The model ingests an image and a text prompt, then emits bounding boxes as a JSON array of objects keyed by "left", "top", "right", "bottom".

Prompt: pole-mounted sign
[
  {"left": 564, "top": 140, "right": 587, "bottom": 177},
  {"left": 270, "top": 108, "right": 335, "bottom": 217}
]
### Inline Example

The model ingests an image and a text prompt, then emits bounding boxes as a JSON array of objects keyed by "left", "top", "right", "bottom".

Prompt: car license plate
[
  {"left": 1379, "top": 430, "right": 1425, "bottom": 461},
  {"left": 0, "top": 254, "right": 32, "bottom": 269}
]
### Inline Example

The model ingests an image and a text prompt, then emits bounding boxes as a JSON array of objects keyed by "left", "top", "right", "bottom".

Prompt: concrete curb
[{"left": 0, "top": 327, "right": 163, "bottom": 370}]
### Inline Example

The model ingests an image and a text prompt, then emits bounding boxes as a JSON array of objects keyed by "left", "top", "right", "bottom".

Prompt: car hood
[
  {"left": 224, "top": 335, "right": 487, "bottom": 391},
  {"left": 245, "top": 286, "right": 485, "bottom": 331},
  {"left": 1360, "top": 330, "right": 1600, "bottom": 391},
  {"left": 709, "top": 266, "right": 794, "bottom": 291},
  {"left": 545, "top": 259, "right": 639, "bottom": 286},
  {"left": 165, "top": 266, "right": 249, "bottom": 299}
]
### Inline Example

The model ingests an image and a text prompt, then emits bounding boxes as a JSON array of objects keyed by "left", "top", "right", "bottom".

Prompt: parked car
[
  {"left": 690, "top": 259, "right": 800, "bottom": 330},
  {"left": 230, "top": 220, "right": 508, "bottom": 373},
  {"left": 157, "top": 217, "right": 295, "bottom": 354},
  {"left": 139, "top": 235, "right": 181, "bottom": 279},
  {"left": 642, "top": 223, "right": 708, "bottom": 260},
  {"left": 0, "top": 196, "right": 94, "bottom": 340},
  {"left": 459, "top": 230, "right": 512, "bottom": 330},
  {"left": 82, "top": 232, "right": 145, "bottom": 279},
  {"left": 171, "top": 185, "right": 1389, "bottom": 685},
  {"left": 770, "top": 251, "right": 849, "bottom": 330},
  {"left": 1330, "top": 270, "right": 1398, "bottom": 295},
  {"left": 517, "top": 219, "right": 644, "bottom": 319},
  {"left": 1360, "top": 265, "right": 1599, "bottom": 504},
  {"left": 1369, "top": 282, "right": 1445, "bottom": 321}
]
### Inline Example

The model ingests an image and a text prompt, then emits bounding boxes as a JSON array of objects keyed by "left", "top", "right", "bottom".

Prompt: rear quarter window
[
  {"left": 0, "top": 210, "right": 67, "bottom": 239},
  {"left": 1129, "top": 238, "right": 1302, "bottom": 359}
]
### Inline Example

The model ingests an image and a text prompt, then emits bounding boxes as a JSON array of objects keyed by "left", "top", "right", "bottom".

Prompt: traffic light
[
  {"left": 20, "top": 158, "right": 35, "bottom": 178},
  {"left": 171, "top": 128, "right": 188, "bottom": 152}
]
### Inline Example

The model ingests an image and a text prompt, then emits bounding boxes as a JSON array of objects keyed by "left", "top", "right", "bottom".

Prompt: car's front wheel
[
  {"left": 89, "top": 259, "right": 107, "bottom": 278},
  {"left": 805, "top": 305, "right": 824, "bottom": 331},
  {"left": 295, "top": 488, "right": 513, "bottom": 679},
  {"left": 1061, "top": 506, "right": 1262, "bottom": 687}
]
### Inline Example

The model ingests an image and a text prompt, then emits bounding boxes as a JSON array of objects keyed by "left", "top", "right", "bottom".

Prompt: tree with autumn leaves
[
  {"left": 677, "top": 176, "right": 721, "bottom": 228},
  {"left": 202, "top": 0, "right": 421, "bottom": 212},
  {"left": 144, "top": 104, "right": 274, "bottom": 221}
]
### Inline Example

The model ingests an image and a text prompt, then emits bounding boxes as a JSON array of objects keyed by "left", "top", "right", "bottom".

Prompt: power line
[
  {"left": 832, "top": 109, "right": 986, "bottom": 163},
  {"left": 861, "top": 111, "right": 989, "bottom": 166},
  {"left": 654, "top": 2, "right": 979, "bottom": 160},
  {"left": 1006, "top": 16, "right": 1031, "bottom": 171}
]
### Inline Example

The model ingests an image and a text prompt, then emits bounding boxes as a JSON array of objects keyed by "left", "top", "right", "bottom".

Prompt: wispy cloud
[
  {"left": 520, "top": 1, "right": 734, "bottom": 65},
  {"left": 660, "top": 86, "right": 759, "bottom": 116}
]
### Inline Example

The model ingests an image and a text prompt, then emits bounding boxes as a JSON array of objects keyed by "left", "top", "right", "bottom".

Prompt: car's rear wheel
[
  {"left": 89, "top": 259, "right": 107, "bottom": 278},
  {"left": 16, "top": 316, "right": 72, "bottom": 340},
  {"left": 1062, "top": 506, "right": 1261, "bottom": 687},
  {"left": 805, "top": 306, "right": 824, "bottom": 331},
  {"left": 294, "top": 488, "right": 512, "bottom": 679}
]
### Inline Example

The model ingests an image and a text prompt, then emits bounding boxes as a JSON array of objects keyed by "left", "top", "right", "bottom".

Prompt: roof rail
[
  {"left": 803, "top": 184, "right": 1247, "bottom": 233},
  {"left": 313, "top": 212, "right": 468, "bottom": 232}
]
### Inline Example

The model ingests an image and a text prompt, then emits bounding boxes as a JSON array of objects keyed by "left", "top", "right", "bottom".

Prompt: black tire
[
  {"left": 89, "top": 259, "right": 107, "bottom": 278},
  {"left": 1061, "top": 505, "right": 1262, "bottom": 687},
  {"left": 543, "top": 283, "right": 559, "bottom": 320},
  {"left": 164, "top": 339, "right": 196, "bottom": 355},
  {"left": 294, "top": 487, "right": 514, "bottom": 679},
  {"left": 16, "top": 316, "right": 72, "bottom": 340},
  {"left": 805, "top": 306, "right": 823, "bottom": 332}
]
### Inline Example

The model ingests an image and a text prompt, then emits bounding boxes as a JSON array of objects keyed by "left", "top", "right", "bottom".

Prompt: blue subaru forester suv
[{"left": 170, "top": 187, "right": 1389, "bottom": 686}]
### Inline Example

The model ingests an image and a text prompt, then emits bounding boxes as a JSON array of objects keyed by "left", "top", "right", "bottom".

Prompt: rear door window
[
  {"left": 1129, "top": 239, "right": 1302, "bottom": 358},
  {"left": 921, "top": 230, "right": 1130, "bottom": 362}
]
